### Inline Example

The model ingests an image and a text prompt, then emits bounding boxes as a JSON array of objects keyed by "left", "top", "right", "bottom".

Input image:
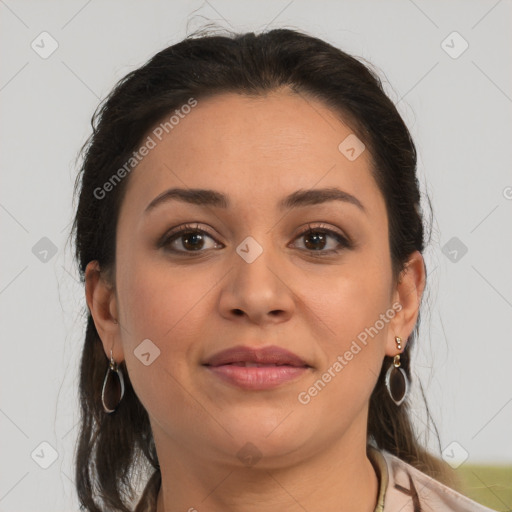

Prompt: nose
[{"left": 218, "top": 237, "right": 295, "bottom": 325}]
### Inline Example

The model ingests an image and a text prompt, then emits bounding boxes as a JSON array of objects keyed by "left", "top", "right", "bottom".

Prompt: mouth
[
  {"left": 202, "top": 345, "right": 311, "bottom": 367},
  {"left": 218, "top": 362, "right": 298, "bottom": 367},
  {"left": 202, "top": 345, "right": 312, "bottom": 390}
]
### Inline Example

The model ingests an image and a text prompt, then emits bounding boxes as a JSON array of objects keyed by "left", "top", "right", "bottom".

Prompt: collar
[
  {"left": 367, "top": 445, "right": 495, "bottom": 512},
  {"left": 368, "top": 445, "right": 387, "bottom": 512}
]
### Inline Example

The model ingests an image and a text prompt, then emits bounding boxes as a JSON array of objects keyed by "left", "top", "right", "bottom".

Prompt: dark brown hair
[{"left": 70, "top": 26, "right": 459, "bottom": 511}]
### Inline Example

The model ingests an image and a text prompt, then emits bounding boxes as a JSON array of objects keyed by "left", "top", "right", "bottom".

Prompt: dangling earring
[
  {"left": 101, "top": 347, "right": 125, "bottom": 413},
  {"left": 385, "top": 336, "right": 409, "bottom": 406}
]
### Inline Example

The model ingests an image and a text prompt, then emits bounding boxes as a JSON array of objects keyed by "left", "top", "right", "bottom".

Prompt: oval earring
[
  {"left": 101, "top": 348, "right": 125, "bottom": 413},
  {"left": 385, "top": 336, "right": 409, "bottom": 406}
]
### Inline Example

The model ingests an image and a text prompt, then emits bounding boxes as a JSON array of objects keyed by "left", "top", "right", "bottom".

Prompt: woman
[{"left": 71, "top": 27, "right": 495, "bottom": 512}]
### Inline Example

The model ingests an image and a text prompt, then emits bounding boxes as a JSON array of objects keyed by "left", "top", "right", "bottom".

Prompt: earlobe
[
  {"left": 386, "top": 251, "right": 426, "bottom": 356},
  {"left": 85, "top": 260, "right": 122, "bottom": 357}
]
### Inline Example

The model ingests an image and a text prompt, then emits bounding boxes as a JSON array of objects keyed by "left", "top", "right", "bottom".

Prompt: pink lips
[{"left": 202, "top": 345, "right": 311, "bottom": 390}]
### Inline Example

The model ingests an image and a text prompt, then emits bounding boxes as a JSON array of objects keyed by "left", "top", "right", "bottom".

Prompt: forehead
[{"left": 119, "top": 90, "right": 383, "bottom": 221}]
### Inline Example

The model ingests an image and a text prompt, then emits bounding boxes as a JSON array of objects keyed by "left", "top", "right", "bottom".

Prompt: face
[{"left": 88, "top": 89, "right": 423, "bottom": 468}]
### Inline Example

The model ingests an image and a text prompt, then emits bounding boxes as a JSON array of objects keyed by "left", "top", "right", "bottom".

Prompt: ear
[
  {"left": 85, "top": 260, "right": 124, "bottom": 362},
  {"left": 386, "top": 250, "right": 426, "bottom": 357}
]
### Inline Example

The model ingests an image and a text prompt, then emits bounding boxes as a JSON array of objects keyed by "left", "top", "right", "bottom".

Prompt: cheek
[
  {"left": 303, "top": 250, "right": 391, "bottom": 402},
  {"left": 117, "top": 247, "right": 213, "bottom": 345},
  {"left": 116, "top": 253, "right": 217, "bottom": 429},
  {"left": 314, "top": 248, "right": 392, "bottom": 346}
]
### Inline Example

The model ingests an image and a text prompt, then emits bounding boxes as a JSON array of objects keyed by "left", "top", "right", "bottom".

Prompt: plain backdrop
[{"left": 1, "top": 1, "right": 511, "bottom": 510}]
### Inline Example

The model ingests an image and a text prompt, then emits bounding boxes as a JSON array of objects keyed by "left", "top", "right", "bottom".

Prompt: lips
[
  {"left": 202, "top": 345, "right": 311, "bottom": 390},
  {"left": 202, "top": 345, "right": 310, "bottom": 368}
]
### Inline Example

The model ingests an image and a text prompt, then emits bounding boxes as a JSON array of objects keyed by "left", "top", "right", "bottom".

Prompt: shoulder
[{"left": 377, "top": 449, "right": 497, "bottom": 512}]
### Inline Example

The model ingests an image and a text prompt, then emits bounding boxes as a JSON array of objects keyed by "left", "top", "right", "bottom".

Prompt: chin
[{"left": 211, "top": 415, "right": 310, "bottom": 463}]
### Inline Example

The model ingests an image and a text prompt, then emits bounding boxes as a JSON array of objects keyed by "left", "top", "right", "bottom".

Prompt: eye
[
  {"left": 291, "top": 223, "right": 352, "bottom": 256},
  {"left": 160, "top": 223, "right": 222, "bottom": 254},
  {"left": 159, "top": 222, "right": 352, "bottom": 256}
]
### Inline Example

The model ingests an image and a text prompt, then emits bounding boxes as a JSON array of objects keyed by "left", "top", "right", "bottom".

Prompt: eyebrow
[{"left": 144, "top": 187, "right": 366, "bottom": 215}]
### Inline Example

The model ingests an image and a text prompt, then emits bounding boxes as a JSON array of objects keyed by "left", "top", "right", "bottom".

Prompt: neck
[{"left": 154, "top": 427, "right": 379, "bottom": 512}]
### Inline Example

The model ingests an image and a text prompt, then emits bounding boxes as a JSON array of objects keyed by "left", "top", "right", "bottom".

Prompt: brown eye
[
  {"left": 174, "top": 231, "right": 207, "bottom": 251},
  {"left": 292, "top": 224, "right": 351, "bottom": 255},
  {"left": 160, "top": 224, "right": 222, "bottom": 254},
  {"left": 159, "top": 222, "right": 351, "bottom": 257}
]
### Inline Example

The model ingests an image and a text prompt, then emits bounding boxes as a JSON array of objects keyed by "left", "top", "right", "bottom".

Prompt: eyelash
[{"left": 159, "top": 222, "right": 352, "bottom": 257}]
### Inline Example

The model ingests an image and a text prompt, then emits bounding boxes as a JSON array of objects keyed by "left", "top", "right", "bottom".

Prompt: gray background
[{"left": 1, "top": 0, "right": 511, "bottom": 510}]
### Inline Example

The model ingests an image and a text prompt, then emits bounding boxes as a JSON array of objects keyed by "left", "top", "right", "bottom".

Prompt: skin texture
[{"left": 86, "top": 89, "right": 425, "bottom": 512}]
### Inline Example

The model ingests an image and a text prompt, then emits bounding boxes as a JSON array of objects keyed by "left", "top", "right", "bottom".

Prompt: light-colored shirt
[{"left": 368, "top": 446, "right": 497, "bottom": 511}]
